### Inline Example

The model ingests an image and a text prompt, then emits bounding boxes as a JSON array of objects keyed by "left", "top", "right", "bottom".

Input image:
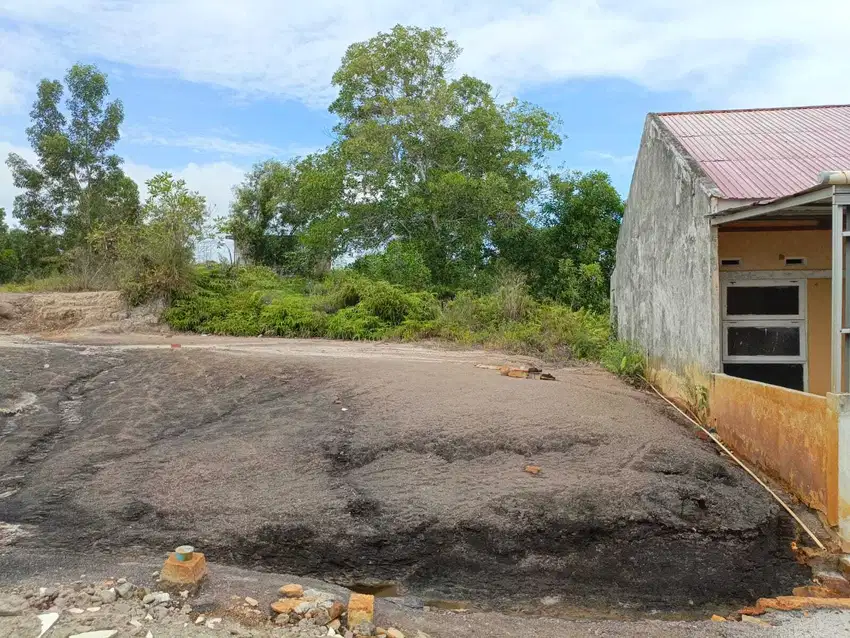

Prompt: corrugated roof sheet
[{"left": 658, "top": 105, "right": 850, "bottom": 200}]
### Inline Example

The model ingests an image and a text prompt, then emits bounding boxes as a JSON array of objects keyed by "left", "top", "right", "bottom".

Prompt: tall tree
[
  {"left": 224, "top": 154, "right": 344, "bottom": 272},
  {"left": 311, "top": 25, "right": 561, "bottom": 286},
  {"left": 5, "top": 64, "right": 140, "bottom": 245},
  {"left": 494, "top": 170, "right": 623, "bottom": 311}
]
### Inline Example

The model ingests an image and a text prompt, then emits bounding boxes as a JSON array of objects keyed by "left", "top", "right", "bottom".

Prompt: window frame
[
  {"left": 722, "top": 279, "right": 806, "bottom": 321},
  {"left": 722, "top": 319, "right": 807, "bottom": 363}
]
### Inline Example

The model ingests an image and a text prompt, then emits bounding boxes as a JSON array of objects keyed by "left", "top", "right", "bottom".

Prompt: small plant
[
  {"left": 601, "top": 340, "right": 646, "bottom": 382},
  {"left": 681, "top": 374, "right": 710, "bottom": 425}
]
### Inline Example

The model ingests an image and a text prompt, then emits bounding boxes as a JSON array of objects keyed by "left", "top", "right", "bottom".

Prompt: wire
[{"left": 640, "top": 376, "right": 826, "bottom": 551}]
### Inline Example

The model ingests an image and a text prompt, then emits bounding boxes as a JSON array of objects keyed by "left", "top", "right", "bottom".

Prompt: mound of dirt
[
  {"left": 0, "top": 342, "right": 809, "bottom": 614},
  {"left": 0, "top": 292, "right": 162, "bottom": 335}
]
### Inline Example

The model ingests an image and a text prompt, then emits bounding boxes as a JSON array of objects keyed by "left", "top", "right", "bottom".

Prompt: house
[{"left": 612, "top": 104, "right": 850, "bottom": 547}]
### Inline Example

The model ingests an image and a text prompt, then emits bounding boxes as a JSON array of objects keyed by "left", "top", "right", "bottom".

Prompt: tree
[
  {"left": 494, "top": 170, "right": 623, "bottom": 311},
  {"left": 116, "top": 173, "right": 207, "bottom": 303},
  {"left": 311, "top": 25, "right": 561, "bottom": 287},
  {"left": 5, "top": 63, "right": 140, "bottom": 245}
]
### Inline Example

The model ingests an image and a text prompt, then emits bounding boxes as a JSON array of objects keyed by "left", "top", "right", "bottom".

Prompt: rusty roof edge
[
  {"left": 708, "top": 183, "right": 834, "bottom": 218},
  {"left": 649, "top": 113, "right": 725, "bottom": 200},
  {"left": 655, "top": 103, "right": 850, "bottom": 117}
]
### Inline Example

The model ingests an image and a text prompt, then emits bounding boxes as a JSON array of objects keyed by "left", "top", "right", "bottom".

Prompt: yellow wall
[
  {"left": 719, "top": 229, "right": 831, "bottom": 395},
  {"left": 719, "top": 229, "right": 830, "bottom": 271},
  {"left": 808, "top": 279, "right": 831, "bottom": 396},
  {"left": 709, "top": 373, "right": 839, "bottom": 524}
]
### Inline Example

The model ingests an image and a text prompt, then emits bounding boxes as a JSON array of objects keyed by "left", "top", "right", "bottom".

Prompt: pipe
[
  {"left": 640, "top": 377, "right": 826, "bottom": 551},
  {"left": 820, "top": 170, "right": 850, "bottom": 185}
]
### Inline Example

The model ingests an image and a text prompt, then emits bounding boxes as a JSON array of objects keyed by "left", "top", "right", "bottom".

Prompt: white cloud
[
  {"left": 0, "top": 1, "right": 848, "bottom": 109},
  {"left": 585, "top": 151, "right": 636, "bottom": 166},
  {"left": 124, "top": 159, "right": 245, "bottom": 221},
  {"left": 0, "top": 141, "right": 244, "bottom": 225},
  {"left": 124, "top": 129, "right": 283, "bottom": 157},
  {"left": 0, "top": 141, "right": 37, "bottom": 224}
]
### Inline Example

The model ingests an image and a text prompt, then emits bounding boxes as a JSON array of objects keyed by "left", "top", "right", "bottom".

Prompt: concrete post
[{"left": 829, "top": 393, "right": 850, "bottom": 551}]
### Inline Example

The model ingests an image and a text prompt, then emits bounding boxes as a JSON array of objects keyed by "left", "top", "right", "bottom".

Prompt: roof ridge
[{"left": 656, "top": 104, "right": 850, "bottom": 117}]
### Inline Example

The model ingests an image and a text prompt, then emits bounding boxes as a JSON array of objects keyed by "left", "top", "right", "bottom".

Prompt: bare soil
[{"left": 0, "top": 332, "right": 808, "bottom": 619}]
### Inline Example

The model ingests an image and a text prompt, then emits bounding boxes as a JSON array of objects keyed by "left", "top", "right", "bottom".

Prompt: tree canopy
[{"left": 6, "top": 64, "right": 139, "bottom": 245}]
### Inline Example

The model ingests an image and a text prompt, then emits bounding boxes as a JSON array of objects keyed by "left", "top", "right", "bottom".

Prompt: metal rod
[{"left": 641, "top": 377, "right": 826, "bottom": 551}]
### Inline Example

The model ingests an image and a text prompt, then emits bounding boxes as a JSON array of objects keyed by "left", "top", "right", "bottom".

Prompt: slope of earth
[{"left": 0, "top": 337, "right": 807, "bottom": 615}]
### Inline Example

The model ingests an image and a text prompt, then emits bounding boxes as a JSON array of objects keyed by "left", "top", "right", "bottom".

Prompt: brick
[
  {"left": 347, "top": 593, "right": 374, "bottom": 629},
  {"left": 271, "top": 598, "right": 303, "bottom": 615},
  {"left": 814, "top": 570, "right": 850, "bottom": 596},
  {"left": 159, "top": 552, "right": 207, "bottom": 588},
  {"left": 279, "top": 584, "right": 304, "bottom": 599}
]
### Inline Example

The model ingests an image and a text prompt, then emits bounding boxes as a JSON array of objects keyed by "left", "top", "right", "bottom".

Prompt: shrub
[
  {"left": 601, "top": 340, "right": 646, "bottom": 381},
  {"left": 353, "top": 240, "right": 432, "bottom": 291},
  {"left": 326, "top": 306, "right": 388, "bottom": 340}
]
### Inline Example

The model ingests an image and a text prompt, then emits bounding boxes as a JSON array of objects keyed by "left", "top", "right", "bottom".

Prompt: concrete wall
[
  {"left": 612, "top": 115, "right": 721, "bottom": 378},
  {"left": 709, "top": 373, "right": 838, "bottom": 524}
]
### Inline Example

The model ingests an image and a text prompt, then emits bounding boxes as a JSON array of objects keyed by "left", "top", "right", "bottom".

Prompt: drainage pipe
[{"left": 641, "top": 378, "right": 826, "bottom": 551}]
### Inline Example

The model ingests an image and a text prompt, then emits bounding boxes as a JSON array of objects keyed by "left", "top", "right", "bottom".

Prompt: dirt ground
[{"left": 1, "top": 328, "right": 810, "bottom": 617}]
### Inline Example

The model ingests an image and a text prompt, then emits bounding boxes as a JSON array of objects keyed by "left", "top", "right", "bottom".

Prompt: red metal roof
[{"left": 657, "top": 105, "right": 850, "bottom": 200}]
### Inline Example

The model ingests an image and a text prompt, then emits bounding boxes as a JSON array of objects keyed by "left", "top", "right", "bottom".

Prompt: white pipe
[
  {"left": 820, "top": 171, "right": 850, "bottom": 185},
  {"left": 641, "top": 377, "right": 827, "bottom": 551}
]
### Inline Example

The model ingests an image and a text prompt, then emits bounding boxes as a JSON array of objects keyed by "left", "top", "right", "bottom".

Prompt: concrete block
[{"left": 159, "top": 552, "right": 207, "bottom": 589}]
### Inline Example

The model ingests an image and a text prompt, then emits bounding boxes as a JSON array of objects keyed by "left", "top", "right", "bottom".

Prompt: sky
[{"left": 1, "top": 0, "right": 849, "bottom": 226}]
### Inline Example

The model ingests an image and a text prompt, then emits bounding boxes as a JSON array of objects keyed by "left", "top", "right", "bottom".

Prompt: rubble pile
[{"left": 0, "top": 578, "right": 427, "bottom": 638}]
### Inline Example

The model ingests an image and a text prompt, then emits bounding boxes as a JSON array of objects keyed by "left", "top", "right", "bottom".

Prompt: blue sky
[{"left": 1, "top": 1, "right": 847, "bottom": 223}]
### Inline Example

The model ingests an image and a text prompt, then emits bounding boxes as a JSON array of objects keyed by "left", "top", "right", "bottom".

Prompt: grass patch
[{"left": 162, "top": 264, "right": 642, "bottom": 377}]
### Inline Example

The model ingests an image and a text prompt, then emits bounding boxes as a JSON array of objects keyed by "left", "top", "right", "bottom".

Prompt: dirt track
[{"left": 0, "top": 332, "right": 809, "bottom": 619}]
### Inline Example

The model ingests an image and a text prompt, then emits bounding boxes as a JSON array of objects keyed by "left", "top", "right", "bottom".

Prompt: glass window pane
[
  {"left": 723, "top": 363, "right": 804, "bottom": 391},
  {"left": 726, "top": 285, "right": 799, "bottom": 316},
  {"left": 727, "top": 326, "right": 800, "bottom": 356}
]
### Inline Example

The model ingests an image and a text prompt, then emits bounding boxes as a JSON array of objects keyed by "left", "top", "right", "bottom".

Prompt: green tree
[
  {"left": 223, "top": 157, "right": 343, "bottom": 273},
  {"left": 309, "top": 25, "right": 560, "bottom": 287},
  {"left": 116, "top": 173, "right": 206, "bottom": 303},
  {"left": 494, "top": 170, "right": 622, "bottom": 311},
  {"left": 5, "top": 63, "right": 140, "bottom": 245}
]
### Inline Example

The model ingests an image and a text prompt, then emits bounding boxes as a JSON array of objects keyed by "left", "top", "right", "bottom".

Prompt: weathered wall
[
  {"left": 612, "top": 115, "right": 720, "bottom": 376},
  {"left": 710, "top": 373, "right": 838, "bottom": 524}
]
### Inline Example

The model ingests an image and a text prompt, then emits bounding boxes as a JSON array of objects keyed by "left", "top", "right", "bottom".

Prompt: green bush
[
  {"left": 163, "top": 264, "right": 643, "bottom": 381},
  {"left": 352, "top": 241, "right": 432, "bottom": 291},
  {"left": 601, "top": 340, "right": 646, "bottom": 381}
]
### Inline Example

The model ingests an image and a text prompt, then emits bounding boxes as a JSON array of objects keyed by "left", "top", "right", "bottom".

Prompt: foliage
[
  {"left": 5, "top": 64, "right": 139, "bottom": 245},
  {"left": 0, "top": 208, "right": 62, "bottom": 284},
  {"left": 164, "top": 264, "right": 617, "bottom": 363},
  {"left": 600, "top": 340, "right": 646, "bottom": 382},
  {"left": 493, "top": 170, "right": 622, "bottom": 312},
  {"left": 681, "top": 375, "right": 710, "bottom": 424},
  {"left": 352, "top": 241, "right": 432, "bottom": 291},
  {"left": 115, "top": 173, "right": 207, "bottom": 304}
]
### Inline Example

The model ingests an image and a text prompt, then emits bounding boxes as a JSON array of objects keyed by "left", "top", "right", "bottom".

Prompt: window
[{"left": 721, "top": 280, "right": 806, "bottom": 391}]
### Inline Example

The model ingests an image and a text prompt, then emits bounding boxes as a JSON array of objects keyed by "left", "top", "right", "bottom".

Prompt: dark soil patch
[{"left": 0, "top": 343, "right": 808, "bottom": 614}]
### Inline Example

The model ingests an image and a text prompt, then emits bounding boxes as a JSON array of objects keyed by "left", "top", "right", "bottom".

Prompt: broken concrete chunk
[
  {"left": 244, "top": 596, "right": 259, "bottom": 607},
  {"left": 347, "top": 593, "right": 375, "bottom": 628},
  {"left": 115, "top": 582, "right": 135, "bottom": 599},
  {"left": 97, "top": 588, "right": 117, "bottom": 604},
  {"left": 37, "top": 612, "right": 59, "bottom": 637},
  {"left": 68, "top": 631, "right": 118, "bottom": 638}
]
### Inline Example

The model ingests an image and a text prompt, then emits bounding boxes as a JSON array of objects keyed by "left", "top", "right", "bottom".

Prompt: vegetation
[{"left": 1, "top": 26, "right": 642, "bottom": 380}]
